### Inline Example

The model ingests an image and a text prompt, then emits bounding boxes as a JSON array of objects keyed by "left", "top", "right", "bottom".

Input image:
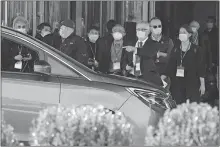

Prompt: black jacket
[
  {"left": 97, "top": 34, "right": 130, "bottom": 74},
  {"left": 121, "top": 37, "right": 163, "bottom": 86},
  {"left": 54, "top": 33, "right": 89, "bottom": 66},
  {"left": 84, "top": 37, "right": 100, "bottom": 69},
  {"left": 153, "top": 35, "right": 174, "bottom": 75},
  {"left": 204, "top": 27, "right": 219, "bottom": 66}
]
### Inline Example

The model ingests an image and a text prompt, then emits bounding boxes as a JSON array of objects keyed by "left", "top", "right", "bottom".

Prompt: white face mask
[
  {"left": 41, "top": 31, "right": 51, "bottom": 37},
  {"left": 88, "top": 34, "right": 99, "bottom": 42},
  {"left": 152, "top": 28, "right": 162, "bottom": 35},
  {"left": 113, "top": 32, "right": 123, "bottom": 40},
  {"left": 16, "top": 28, "right": 27, "bottom": 34},
  {"left": 179, "top": 34, "right": 188, "bottom": 42},
  {"left": 59, "top": 30, "right": 71, "bottom": 39},
  {"left": 136, "top": 31, "right": 146, "bottom": 39}
]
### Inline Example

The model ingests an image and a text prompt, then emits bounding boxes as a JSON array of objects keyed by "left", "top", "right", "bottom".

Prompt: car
[{"left": 1, "top": 26, "right": 176, "bottom": 145}]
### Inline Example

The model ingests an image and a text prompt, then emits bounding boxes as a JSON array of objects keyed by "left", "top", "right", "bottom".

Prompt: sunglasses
[
  {"left": 136, "top": 28, "right": 148, "bottom": 31},
  {"left": 17, "top": 25, "right": 26, "bottom": 29},
  {"left": 152, "top": 25, "right": 162, "bottom": 29}
]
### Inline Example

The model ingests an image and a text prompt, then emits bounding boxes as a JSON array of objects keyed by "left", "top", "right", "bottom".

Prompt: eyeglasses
[
  {"left": 151, "top": 25, "right": 162, "bottom": 29},
  {"left": 136, "top": 28, "right": 148, "bottom": 31},
  {"left": 17, "top": 25, "right": 26, "bottom": 29}
]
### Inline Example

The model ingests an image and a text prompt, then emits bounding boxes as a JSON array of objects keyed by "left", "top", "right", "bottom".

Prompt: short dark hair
[
  {"left": 106, "top": 19, "right": 116, "bottom": 33},
  {"left": 207, "top": 16, "right": 216, "bottom": 23},
  {"left": 37, "top": 23, "right": 51, "bottom": 31},
  {"left": 88, "top": 25, "right": 99, "bottom": 33},
  {"left": 180, "top": 24, "right": 193, "bottom": 34}
]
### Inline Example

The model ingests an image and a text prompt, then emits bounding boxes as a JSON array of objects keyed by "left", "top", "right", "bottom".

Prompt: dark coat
[
  {"left": 1, "top": 38, "right": 38, "bottom": 72},
  {"left": 53, "top": 33, "right": 89, "bottom": 66},
  {"left": 204, "top": 27, "right": 219, "bottom": 66},
  {"left": 121, "top": 37, "right": 163, "bottom": 86},
  {"left": 154, "top": 35, "right": 174, "bottom": 75},
  {"left": 136, "top": 38, "right": 163, "bottom": 86},
  {"left": 97, "top": 34, "right": 127, "bottom": 74},
  {"left": 84, "top": 37, "right": 100, "bottom": 69},
  {"left": 165, "top": 43, "right": 206, "bottom": 104}
]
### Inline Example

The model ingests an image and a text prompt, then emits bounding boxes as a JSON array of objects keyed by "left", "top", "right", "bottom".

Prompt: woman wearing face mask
[
  {"left": 97, "top": 24, "right": 126, "bottom": 74},
  {"left": 35, "top": 23, "right": 54, "bottom": 46},
  {"left": 161, "top": 24, "right": 206, "bottom": 105},
  {"left": 84, "top": 26, "right": 100, "bottom": 70},
  {"left": 9, "top": 16, "right": 38, "bottom": 72}
]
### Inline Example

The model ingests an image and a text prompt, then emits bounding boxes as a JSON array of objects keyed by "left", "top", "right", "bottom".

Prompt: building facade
[
  {"left": 1, "top": 1, "right": 219, "bottom": 39},
  {"left": 1, "top": 1, "right": 156, "bottom": 37}
]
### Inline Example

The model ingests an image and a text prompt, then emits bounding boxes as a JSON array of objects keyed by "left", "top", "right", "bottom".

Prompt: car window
[
  {"left": 46, "top": 54, "right": 81, "bottom": 78},
  {"left": 1, "top": 37, "right": 39, "bottom": 73}
]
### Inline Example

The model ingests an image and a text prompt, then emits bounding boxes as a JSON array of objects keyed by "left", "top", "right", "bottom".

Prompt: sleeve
[
  {"left": 120, "top": 48, "right": 129, "bottom": 71},
  {"left": 196, "top": 46, "right": 206, "bottom": 78},
  {"left": 164, "top": 46, "right": 177, "bottom": 77},
  {"left": 158, "top": 38, "right": 174, "bottom": 63},
  {"left": 96, "top": 39, "right": 105, "bottom": 72},
  {"left": 137, "top": 43, "right": 159, "bottom": 59}
]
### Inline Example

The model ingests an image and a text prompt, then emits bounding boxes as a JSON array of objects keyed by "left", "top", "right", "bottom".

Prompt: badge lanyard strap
[
  {"left": 18, "top": 45, "right": 23, "bottom": 55},
  {"left": 88, "top": 43, "right": 96, "bottom": 60},
  {"left": 113, "top": 45, "right": 122, "bottom": 63},
  {"left": 180, "top": 42, "right": 191, "bottom": 66}
]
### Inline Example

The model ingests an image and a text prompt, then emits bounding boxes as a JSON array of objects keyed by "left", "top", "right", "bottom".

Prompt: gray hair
[
  {"left": 136, "top": 20, "right": 150, "bottom": 27},
  {"left": 189, "top": 20, "right": 200, "bottom": 29}
]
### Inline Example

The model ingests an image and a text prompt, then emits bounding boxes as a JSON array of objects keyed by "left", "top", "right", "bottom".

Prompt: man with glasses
[
  {"left": 150, "top": 17, "right": 174, "bottom": 89},
  {"left": 123, "top": 21, "right": 163, "bottom": 86}
]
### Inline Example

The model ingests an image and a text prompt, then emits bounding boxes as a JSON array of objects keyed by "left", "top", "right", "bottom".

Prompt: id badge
[
  {"left": 136, "top": 63, "right": 140, "bottom": 71},
  {"left": 113, "top": 62, "right": 120, "bottom": 70},
  {"left": 14, "top": 61, "right": 22, "bottom": 69},
  {"left": 176, "top": 66, "right": 184, "bottom": 77}
]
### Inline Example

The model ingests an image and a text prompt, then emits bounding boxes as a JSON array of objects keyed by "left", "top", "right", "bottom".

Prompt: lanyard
[
  {"left": 89, "top": 43, "right": 96, "bottom": 60},
  {"left": 18, "top": 45, "right": 23, "bottom": 55},
  {"left": 180, "top": 42, "right": 191, "bottom": 66}
]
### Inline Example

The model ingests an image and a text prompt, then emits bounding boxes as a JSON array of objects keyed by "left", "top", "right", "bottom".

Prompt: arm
[
  {"left": 196, "top": 46, "right": 206, "bottom": 78},
  {"left": 137, "top": 44, "right": 159, "bottom": 59},
  {"left": 158, "top": 39, "right": 174, "bottom": 63},
  {"left": 163, "top": 46, "right": 177, "bottom": 78}
]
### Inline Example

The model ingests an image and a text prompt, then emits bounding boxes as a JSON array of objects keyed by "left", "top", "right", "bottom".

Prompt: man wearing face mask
[
  {"left": 124, "top": 21, "right": 163, "bottom": 86},
  {"left": 54, "top": 19, "right": 89, "bottom": 66},
  {"left": 97, "top": 24, "right": 126, "bottom": 74},
  {"left": 150, "top": 17, "right": 174, "bottom": 88},
  {"left": 84, "top": 26, "right": 100, "bottom": 70}
]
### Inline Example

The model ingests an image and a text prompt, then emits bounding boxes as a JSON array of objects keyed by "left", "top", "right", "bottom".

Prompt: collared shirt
[{"left": 130, "top": 37, "right": 149, "bottom": 76}]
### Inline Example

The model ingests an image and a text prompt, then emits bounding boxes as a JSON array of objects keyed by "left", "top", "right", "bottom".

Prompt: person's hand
[
  {"left": 126, "top": 65, "right": 133, "bottom": 71},
  {"left": 124, "top": 46, "right": 137, "bottom": 52},
  {"left": 157, "top": 51, "right": 167, "bottom": 58},
  {"left": 199, "top": 83, "right": 205, "bottom": 96},
  {"left": 23, "top": 54, "right": 32, "bottom": 61},
  {"left": 94, "top": 60, "right": 99, "bottom": 67},
  {"left": 14, "top": 55, "right": 23, "bottom": 61},
  {"left": 161, "top": 75, "right": 167, "bottom": 81}
]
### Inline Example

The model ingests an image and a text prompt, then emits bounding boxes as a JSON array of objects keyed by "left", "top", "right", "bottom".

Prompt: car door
[
  {"left": 44, "top": 53, "right": 130, "bottom": 110},
  {"left": 1, "top": 33, "right": 61, "bottom": 141}
]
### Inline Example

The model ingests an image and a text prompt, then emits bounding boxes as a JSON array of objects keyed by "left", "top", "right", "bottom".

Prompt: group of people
[{"left": 2, "top": 15, "right": 219, "bottom": 106}]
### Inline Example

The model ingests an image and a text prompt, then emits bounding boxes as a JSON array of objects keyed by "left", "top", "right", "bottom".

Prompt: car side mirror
[{"left": 34, "top": 60, "right": 51, "bottom": 74}]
